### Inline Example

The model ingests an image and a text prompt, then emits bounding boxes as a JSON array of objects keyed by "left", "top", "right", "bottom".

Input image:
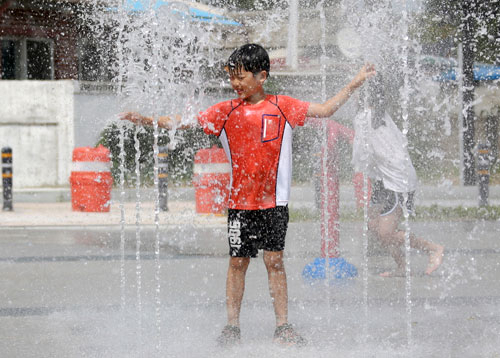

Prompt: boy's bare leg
[
  {"left": 226, "top": 257, "right": 250, "bottom": 327},
  {"left": 263, "top": 250, "right": 288, "bottom": 327}
]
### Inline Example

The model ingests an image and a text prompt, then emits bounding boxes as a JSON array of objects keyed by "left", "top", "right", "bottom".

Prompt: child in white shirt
[{"left": 352, "top": 75, "right": 444, "bottom": 276}]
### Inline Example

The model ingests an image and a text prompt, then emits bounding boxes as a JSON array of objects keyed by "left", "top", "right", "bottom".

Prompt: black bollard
[
  {"left": 158, "top": 146, "right": 168, "bottom": 211},
  {"left": 2, "top": 147, "right": 13, "bottom": 211},
  {"left": 477, "top": 142, "right": 490, "bottom": 207},
  {"left": 486, "top": 111, "right": 498, "bottom": 163}
]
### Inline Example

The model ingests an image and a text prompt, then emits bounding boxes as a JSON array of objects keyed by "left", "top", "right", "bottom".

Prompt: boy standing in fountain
[{"left": 121, "top": 43, "right": 375, "bottom": 346}]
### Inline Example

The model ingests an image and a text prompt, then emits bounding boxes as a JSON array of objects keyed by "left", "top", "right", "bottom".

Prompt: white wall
[
  {"left": 73, "top": 82, "right": 123, "bottom": 148},
  {"left": 0, "top": 80, "right": 74, "bottom": 188}
]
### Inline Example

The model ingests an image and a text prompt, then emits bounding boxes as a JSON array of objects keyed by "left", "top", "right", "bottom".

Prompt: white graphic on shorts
[{"left": 229, "top": 219, "right": 242, "bottom": 254}]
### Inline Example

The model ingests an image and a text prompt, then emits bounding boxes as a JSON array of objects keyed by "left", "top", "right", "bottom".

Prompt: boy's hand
[
  {"left": 119, "top": 112, "right": 188, "bottom": 130},
  {"left": 354, "top": 63, "right": 376, "bottom": 85},
  {"left": 119, "top": 111, "right": 150, "bottom": 126},
  {"left": 307, "top": 62, "right": 377, "bottom": 118}
]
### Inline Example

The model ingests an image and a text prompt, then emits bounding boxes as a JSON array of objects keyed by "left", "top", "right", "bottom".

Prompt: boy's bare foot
[{"left": 425, "top": 245, "right": 444, "bottom": 275}]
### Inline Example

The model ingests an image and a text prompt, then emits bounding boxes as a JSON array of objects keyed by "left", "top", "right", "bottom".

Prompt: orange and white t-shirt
[{"left": 197, "top": 95, "right": 310, "bottom": 210}]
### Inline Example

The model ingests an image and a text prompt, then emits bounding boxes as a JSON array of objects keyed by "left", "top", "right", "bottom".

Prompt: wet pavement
[{"left": 1, "top": 186, "right": 500, "bottom": 357}]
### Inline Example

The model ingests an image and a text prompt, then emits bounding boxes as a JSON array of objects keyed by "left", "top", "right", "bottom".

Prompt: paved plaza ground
[{"left": 1, "top": 185, "right": 500, "bottom": 357}]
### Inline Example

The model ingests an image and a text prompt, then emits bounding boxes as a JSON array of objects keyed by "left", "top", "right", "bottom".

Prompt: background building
[{"left": 1, "top": 0, "right": 499, "bottom": 189}]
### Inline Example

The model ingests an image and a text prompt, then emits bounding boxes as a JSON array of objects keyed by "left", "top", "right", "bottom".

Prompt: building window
[
  {"left": 1, "top": 40, "right": 20, "bottom": 79},
  {"left": 26, "top": 40, "right": 53, "bottom": 79},
  {"left": 78, "top": 36, "right": 115, "bottom": 82},
  {"left": 0, "top": 38, "right": 54, "bottom": 80}
]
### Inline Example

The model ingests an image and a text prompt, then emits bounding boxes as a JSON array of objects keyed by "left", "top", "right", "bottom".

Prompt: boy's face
[{"left": 225, "top": 66, "right": 267, "bottom": 101}]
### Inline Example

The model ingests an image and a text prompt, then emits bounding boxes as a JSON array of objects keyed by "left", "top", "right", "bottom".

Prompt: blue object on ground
[{"left": 302, "top": 257, "right": 358, "bottom": 285}]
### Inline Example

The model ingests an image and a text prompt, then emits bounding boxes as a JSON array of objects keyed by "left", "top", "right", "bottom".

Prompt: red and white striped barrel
[
  {"left": 193, "top": 146, "right": 230, "bottom": 214},
  {"left": 69, "top": 145, "right": 113, "bottom": 212}
]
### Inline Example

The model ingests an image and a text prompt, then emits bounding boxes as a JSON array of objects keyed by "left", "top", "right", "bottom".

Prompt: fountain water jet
[{"left": 65, "top": 0, "right": 500, "bottom": 355}]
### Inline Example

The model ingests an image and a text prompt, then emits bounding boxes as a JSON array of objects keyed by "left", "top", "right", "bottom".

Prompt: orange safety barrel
[
  {"left": 69, "top": 145, "right": 113, "bottom": 212},
  {"left": 193, "top": 146, "right": 230, "bottom": 214}
]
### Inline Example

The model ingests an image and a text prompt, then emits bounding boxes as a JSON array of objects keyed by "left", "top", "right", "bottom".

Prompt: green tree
[
  {"left": 418, "top": 0, "right": 499, "bottom": 64},
  {"left": 97, "top": 124, "right": 219, "bottom": 186}
]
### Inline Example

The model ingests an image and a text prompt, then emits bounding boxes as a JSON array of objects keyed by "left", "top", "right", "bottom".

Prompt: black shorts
[
  {"left": 371, "top": 180, "right": 415, "bottom": 216},
  {"left": 227, "top": 205, "right": 289, "bottom": 258}
]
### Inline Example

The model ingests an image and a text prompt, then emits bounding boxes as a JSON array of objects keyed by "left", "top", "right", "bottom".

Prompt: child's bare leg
[
  {"left": 367, "top": 205, "right": 381, "bottom": 234},
  {"left": 409, "top": 235, "right": 444, "bottom": 275},
  {"left": 387, "top": 232, "right": 444, "bottom": 275},
  {"left": 263, "top": 250, "right": 288, "bottom": 327},
  {"left": 378, "top": 207, "right": 444, "bottom": 275},
  {"left": 226, "top": 257, "right": 250, "bottom": 327},
  {"left": 377, "top": 209, "right": 406, "bottom": 276}
]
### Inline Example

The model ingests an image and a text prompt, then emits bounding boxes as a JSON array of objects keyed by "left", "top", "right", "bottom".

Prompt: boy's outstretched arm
[
  {"left": 307, "top": 63, "right": 376, "bottom": 118},
  {"left": 119, "top": 112, "right": 192, "bottom": 129}
]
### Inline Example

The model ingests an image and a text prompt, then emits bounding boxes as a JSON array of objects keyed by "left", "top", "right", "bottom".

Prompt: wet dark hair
[
  {"left": 368, "top": 74, "right": 386, "bottom": 129},
  {"left": 225, "top": 43, "right": 270, "bottom": 77}
]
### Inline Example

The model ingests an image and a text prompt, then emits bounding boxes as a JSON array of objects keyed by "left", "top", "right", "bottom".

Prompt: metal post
[
  {"left": 477, "top": 142, "right": 490, "bottom": 207},
  {"left": 462, "top": 0, "right": 477, "bottom": 185},
  {"left": 319, "top": 121, "right": 353, "bottom": 258},
  {"left": 2, "top": 147, "right": 13, "bottom": 211},
  {"left": 319, "top": 134, "right": 340, "bottom": 258},
  {"left": 457, "top": 43, "right": 465, "bottom": 186},
  {"left": 287, "top": 0, "right": 299, "bottom": 70},
  {"left": 158, "top": 146, "right": 168, "bottom": 211},
  {"left": 486, "top": 109, "right": 499, "bottom": 163},
  {"left": 302, "top": 120, "right": 358, "bottom": 283}
]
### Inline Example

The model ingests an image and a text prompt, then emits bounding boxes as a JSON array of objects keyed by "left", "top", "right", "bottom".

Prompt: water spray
[{"left": 302, "top": 1, "right": 358, "bottom": 286}]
